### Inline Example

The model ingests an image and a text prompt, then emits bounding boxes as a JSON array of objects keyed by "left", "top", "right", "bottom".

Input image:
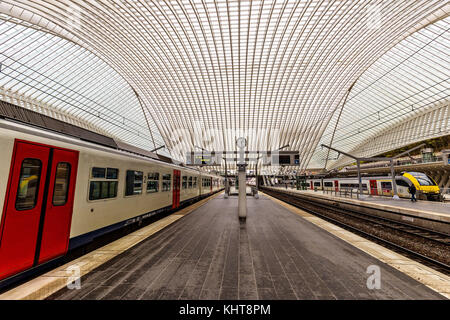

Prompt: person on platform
[{"left": 408, "top": 183, "right": 417, "bottom": 202}]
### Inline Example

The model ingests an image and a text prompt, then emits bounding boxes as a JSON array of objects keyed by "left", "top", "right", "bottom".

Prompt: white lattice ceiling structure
[{"left": 0, "top": 1, "right": 449, "bottom": 172}]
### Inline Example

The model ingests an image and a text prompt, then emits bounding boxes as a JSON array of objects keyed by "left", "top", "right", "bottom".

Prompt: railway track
[{"left": 261, "top": 187, "right": 450, "bottom": 275}]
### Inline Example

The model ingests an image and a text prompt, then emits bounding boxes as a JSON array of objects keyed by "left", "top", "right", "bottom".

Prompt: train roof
[
  {"left": 307, "top": 175, "right": 405, "bottom": 180},
  {"left": 0, "top": 113, "right": 218, "bottom": 177}
]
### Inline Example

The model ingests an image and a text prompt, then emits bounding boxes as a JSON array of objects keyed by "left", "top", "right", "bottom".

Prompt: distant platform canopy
[{"left": 0, "top": 1, "right": 449, "bottom": 173}]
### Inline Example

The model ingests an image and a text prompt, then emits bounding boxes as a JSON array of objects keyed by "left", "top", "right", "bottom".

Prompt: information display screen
[
  {"left": 187, "top": 152, "right": 220, "bottom": 166},
  {"left": 278, "top": 155, "right": 291, "bottom": 165},
  {"left": 194, "top": 154, "right": 212, "bottom": 165}
]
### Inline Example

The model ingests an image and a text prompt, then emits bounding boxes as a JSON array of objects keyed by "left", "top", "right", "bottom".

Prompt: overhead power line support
[
  {"left": 321, "top": 143, "right": 431, "bottom": 200},
  {"left": 320, "top": 144, "right": 399, "bottom": 199},
  {"left": 150, "top": 145, "right": 165, "bottom": 153}
]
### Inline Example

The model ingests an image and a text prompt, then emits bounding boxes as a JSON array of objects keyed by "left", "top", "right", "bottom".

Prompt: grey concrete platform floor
[{"left": 48, "top": 194, "right": 445, "bottom": 300}]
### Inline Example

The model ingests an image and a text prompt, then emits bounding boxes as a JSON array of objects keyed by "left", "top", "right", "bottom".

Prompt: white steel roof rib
[
  {"left": 311, "top": 14, "right": 450, "bottom": 170},
  {"left": 0, "top": 17, "right": 167, "bottom": 155},
  {"left": 0, "top": 1, "right": 448, "bottom": 172}
]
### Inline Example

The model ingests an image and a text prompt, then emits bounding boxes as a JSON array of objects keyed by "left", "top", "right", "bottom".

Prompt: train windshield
[{"left": 409, "top": 172, "right": 436, "bottom": 186}]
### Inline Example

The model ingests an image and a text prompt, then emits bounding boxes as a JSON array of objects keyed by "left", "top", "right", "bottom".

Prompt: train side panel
[
  {"left": 71, "top": 149, "right": 175, "bottom": 239},
  {"left": 179, "top": 171, "right": 201, "bottom": 202},
  {"left": 0, "top": 125, "right": 202, "bottom": 241}
]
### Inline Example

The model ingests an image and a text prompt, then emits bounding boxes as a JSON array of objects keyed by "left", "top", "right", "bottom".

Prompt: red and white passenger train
[
  {"left": 304, "top": 174, "right": 441, "bottom": 201},
  {"left": 0, "top": 117, "right": 223, "bottom": 282}
]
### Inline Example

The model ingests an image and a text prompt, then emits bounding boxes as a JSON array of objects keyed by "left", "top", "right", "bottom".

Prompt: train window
[
  {"left": 89, "top": 167, "right": 118, "bottom": 201},
  {"left": 340, "top": 183, "right": 368, "bottom": 190},
  {"left": 15, "top": 158, "right": 42, "bottom": 211},
  {"left": 409, "top": 172, "right": 436, "bottom": 186},
  {"left": 381, "top": 182, "right": 392, "bottom": 190},
  {"left": 395, "top": 180, "right": 409, "bottom": 187},
  {"left": 314, "top": 182, "right": 321, "bottom": 187},
  {"left": 162, "top": 174, "right": 171, "bottom": 192},
  {"left": 101, "top": 181, "right": 109, "bottom": 199},
  {"left": 324, "top": 182, "right": 333, "bottom": 187},
  {"left": 182, "top": 176, "right": 188, "bottom": 189},
  {"left": 147, "top": 172, "right": 159, "bottom": 193},
  {"left": 89, "top": 182, "right": 101, "bottom": 200},
  {"left": 188, "top": 176, "right": 193, "bottom": 188},
  {"left": 52, "top": 162, "right": 71, "bottom": 206},
  {"left": 89, "top": 181, "right": 117, "bottom": 200},
  {"left": 107, "top": 168, "right": 119, "bottom": 179},
  {"left": 193, "top": 177, "right": 197, "bottom": 187},
  {"left": 109, "top": 181, "right": 118, "bottom": 198},
  {"left": 92, "top": 167, "right": 106, "bottom": 179},
  {"left": 415, "top": 178, "right": 435, "bottom": 186},
  {"left": 125, "top": 170, "right": 143, "bottom": 196}
]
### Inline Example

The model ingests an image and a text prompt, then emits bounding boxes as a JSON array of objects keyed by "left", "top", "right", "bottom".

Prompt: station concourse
[{"left": 0, "top": 0, "right": 449, "bottom": 302}]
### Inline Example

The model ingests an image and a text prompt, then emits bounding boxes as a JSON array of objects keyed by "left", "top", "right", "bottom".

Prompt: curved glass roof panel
[
  {"left": 0, "top": 1, "right": 448, "bottom": 170},
  {"left": 311, "top": 15, "right": 450, "bottom": 169},
  {"left": 0, "top": 18, "right": 166, "bottom": 154}
]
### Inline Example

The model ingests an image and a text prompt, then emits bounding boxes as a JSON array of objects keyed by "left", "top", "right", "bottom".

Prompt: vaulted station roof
[{"left": 0, "top": 1, "right": 449, "bottom": 172}]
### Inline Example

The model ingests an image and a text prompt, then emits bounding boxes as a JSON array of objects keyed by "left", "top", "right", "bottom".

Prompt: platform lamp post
[
  {"left": 253, "top": 153, "right": 267, "bottom": 199},
  {"left": 224, "top": 158, "right": 229, "bottom": 198},
  {"left": 254, "top": 155, "right": 261, "bottom": 199},
  {"left": 236, "top": 137, "right": 247, "bottom": 220}
]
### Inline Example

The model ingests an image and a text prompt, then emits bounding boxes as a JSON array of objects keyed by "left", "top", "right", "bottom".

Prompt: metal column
[
  {"left": 357, "top": 160, "right": 363, "bottom": 198},
  {"left": 224, "top": 159, "right": 229, "bottom": 199},
  {"left": 390, "top": 160, "right": 400, "bottom": 199},
  {"left": 254, "top": 162, "right": 259, "bottom": 199},
  {"left": 238, "top": 165, "right": 247, "bottom": 219},
  {"left": 236, "top": 137, "right": 247, "bottom": 220}
]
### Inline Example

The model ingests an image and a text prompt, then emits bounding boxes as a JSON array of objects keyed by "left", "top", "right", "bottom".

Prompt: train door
[
  {"left": 0, "top": 140, "right": 79, "bottom": 280},
  {"left": 38, "top": 148, "right": 79, "bottom": 264},
  {"left": 310, "top": 181, "right": 313, "bottom": 190},
  {"left": 334, "top": 180, "right": 339, "bottom": 192},
  {"left": 172, "top": 170, "right": 181, "bottom": 209},
  {"left": 369, "top": 180, "right": 377, "bottom": 196},
  {"left": 210, "top": 178, "right": 213, "bottom": 193}
]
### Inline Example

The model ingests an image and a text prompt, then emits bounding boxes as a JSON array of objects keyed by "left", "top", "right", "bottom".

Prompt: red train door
[
  {"left": 210, "top": 178, "right": 213, "bottom": 193},
  {"left": 38, "top": 148, "right": 79, "bottom": 264},
  {"left": 369, "top": 180, "right": 377, "bottom": 195},
  {"left": 172, "top": 170, "right": 181, "bottom": 209},
  {"left": 0, "top": 140, "right": 78, "bottom": 280},
  {"left": 310, "top": 181, "right": 313, "bottom": 190},
  {"left": 334, "top": 180, "right": 339, "bottom": 192}
]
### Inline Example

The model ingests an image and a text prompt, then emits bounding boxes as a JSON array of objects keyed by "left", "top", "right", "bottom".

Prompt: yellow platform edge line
[
  {"left": 262, "top": 192, "right": 450, "bottom": 299},
  {"left": 0, "top": 192, "right": 223, "bottom": 300}
]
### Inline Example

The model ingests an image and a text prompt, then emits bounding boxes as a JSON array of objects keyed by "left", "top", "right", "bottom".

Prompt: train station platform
[
  {"left": 7, "top": 192, "right": 440, "bottom": 300},
  {"left": 267, "top": 187, "right": 450, "bottom": 225}
]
